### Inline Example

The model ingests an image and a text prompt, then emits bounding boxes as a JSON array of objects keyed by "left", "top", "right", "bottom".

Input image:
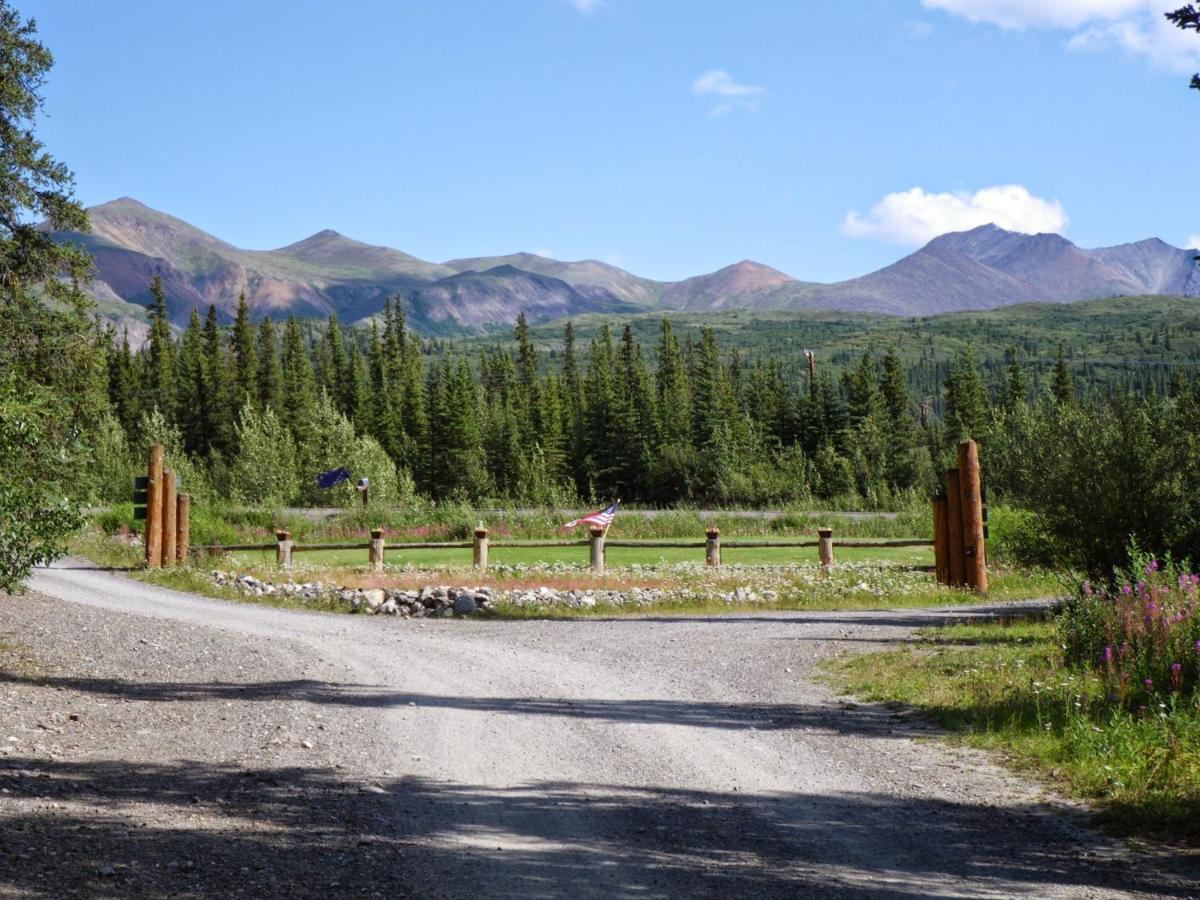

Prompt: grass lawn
[
  {"left": 225, "top": 542, "right": 933, "bottom": 570},
  {"left": 828, "top": 616, "right": 1200, "bottom": 845}
]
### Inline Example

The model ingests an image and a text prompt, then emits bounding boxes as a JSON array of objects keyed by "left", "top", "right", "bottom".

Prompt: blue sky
[{"left": 22, "top": 0, "right": 1200, "bottom": 282}]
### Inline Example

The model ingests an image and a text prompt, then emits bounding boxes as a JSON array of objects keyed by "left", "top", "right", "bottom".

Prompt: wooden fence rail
[{"left": 194, "top": 529, "right": 933, "bottom": 574}]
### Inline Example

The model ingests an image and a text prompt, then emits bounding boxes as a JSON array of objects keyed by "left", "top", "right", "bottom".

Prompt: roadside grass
[
  {"left": 70, "top": 524, "right": 1057, "bottom": 617},
  {"left": 828, "top": 616, "right": 1200, "bottom": 844}
]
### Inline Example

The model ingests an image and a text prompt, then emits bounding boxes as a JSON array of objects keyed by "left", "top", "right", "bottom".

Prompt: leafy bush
[
  {"left": 0, "top": 379, "right": 85, "bottom": 591},
  {"left": 988, "top": 395, "right": 1200, "bottom": 579}
]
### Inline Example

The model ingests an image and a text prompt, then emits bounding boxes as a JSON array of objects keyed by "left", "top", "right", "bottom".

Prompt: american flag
[{"left": 563, "top": 501, "right": 619, "bottom": 529}]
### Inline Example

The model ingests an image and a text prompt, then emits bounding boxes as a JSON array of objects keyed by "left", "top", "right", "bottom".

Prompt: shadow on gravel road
[
  {"left": 0, "top": 671, "right": 967, "bottom": 737},
  {"left": 582, "top": 603, "right": 1057, "bottom": 629},
  {"left": 0, "top": 757, "right": 1191, "bottom": 899}
]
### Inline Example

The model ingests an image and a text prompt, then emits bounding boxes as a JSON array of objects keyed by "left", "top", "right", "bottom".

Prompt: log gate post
[
  {"left": 818, "top": 527, "right": 835, "bottom": 570},
  {"left": 276, "top": 530, "right": 293, "bottom": 570},
  {"left": 176, "top": 494, "right": 191, "bottom": 564},
  {"left": 589, "top": 527, "right": 606, "bottom": 574},
  {"left": 957, "top": 439, "right": 988, "bottom": 593},
  {"left": 705, "top": 528, "right": 721, "bottom": 567},
  {"left": 369, "top": 529, "right": 385, "bottom": 573},
  {"left": 161, "top": 470, "right": 177, "bottom": 568},
  {"left": 145, "top": 444, "right": 164, "bottom": 568},
  {"left": 946, "top": 469, "right": 966, "bottom": 587},
  {"left": 473, "top": 527, "right": 489, "bottom": 571}
]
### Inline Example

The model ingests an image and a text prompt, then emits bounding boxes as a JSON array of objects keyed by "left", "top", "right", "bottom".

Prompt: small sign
[
  {"left": 133, "top": 507, "right": 148, "bottom": 520},
  {"left": 133, "top": 476, "right": 149, "bottom": 490},
  {"left": 132, "top": 490, "right": 148, "bottom": 504}
]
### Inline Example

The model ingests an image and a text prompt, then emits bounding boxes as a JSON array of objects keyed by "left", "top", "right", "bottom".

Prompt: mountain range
[{"left": 47, "top": 197, "right": 1200, "bottom": 335}]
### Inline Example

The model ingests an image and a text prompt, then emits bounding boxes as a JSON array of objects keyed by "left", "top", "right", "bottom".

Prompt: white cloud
[
  {"left": 924, "top": 0, "right": 1200, "bottom": 73},
  {"left": 922, "top": 0, "right": 1144, "bottom": 29},
  {"left": 692, "top": 69, "right": 765, "bottom": 97},
  {"left": 843, "top": 184, "right": 1069, "bottom": 245},
  {"left": 568, "top": 0, "right": 606, "bottom": 13},
  {"left": 1068, "top": 14, "right": 1200, "bottom": 73},
  {"left": 692, "top": 69, "right": 765, "bottom": 115}
]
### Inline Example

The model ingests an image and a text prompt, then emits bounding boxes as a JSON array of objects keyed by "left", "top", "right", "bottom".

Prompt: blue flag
[{"left": 316, "top": 467, "right": 351, "bottom": 490}]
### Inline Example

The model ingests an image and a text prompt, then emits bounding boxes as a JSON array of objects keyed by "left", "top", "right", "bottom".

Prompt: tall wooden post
[
  {"left": 176, "top": 494, "right": 191, "bottom": 564},
  {"left": 818, "top": 527, "right": 835, "bottom": 570},
  {"left": 589, "top": 527, "right": 606, "bottom": 574},
  {"left": 161, "top": 470, "right": 177, "bottom": 568},
  {"left": 932, "top": 495, "right": 949, "bottom": 585},
  {"left": 276, "top": 530, "right": 293, "bottom": 570},
  {"left": 705, "top": 528, "right": 721, "bottom": 567},
  {"left": 369, "top": 528, "right": 385, "bottom": 573},
  {"left": 946, "top": 469, "right": 966, "bottom": 587},
  {"left": 957, "top": 439, "right": 988, "bottom": 593},
  {"left": 473, "top": 528, "right": 489, "bottom": 571},
  {"left": 145, "top": 444, "right": 165, "bottom": 568}
]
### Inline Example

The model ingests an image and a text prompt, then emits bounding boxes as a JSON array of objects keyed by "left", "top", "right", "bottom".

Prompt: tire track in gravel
[{"left": 26, "top": 561, "right": 1199, "bottom": 898}]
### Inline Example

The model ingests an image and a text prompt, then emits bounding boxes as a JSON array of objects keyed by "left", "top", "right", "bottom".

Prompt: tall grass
[{"left": 87, "top": 499, "right": 931, "bottom": 546}]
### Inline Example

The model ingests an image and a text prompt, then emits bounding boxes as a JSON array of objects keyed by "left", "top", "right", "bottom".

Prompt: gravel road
[{"left": 3, "top": 559, "right": 1195, "bottom": 898}]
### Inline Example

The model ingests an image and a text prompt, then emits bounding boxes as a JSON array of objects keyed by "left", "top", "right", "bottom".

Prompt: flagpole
[{"left": 602, "top": 498, "right": 619, "bottom": 540}]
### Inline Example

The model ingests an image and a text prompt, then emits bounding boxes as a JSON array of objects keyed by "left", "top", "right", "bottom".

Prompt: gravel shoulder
[{"left": 1, "top": 560, "right": 1196, "bottom": 898}]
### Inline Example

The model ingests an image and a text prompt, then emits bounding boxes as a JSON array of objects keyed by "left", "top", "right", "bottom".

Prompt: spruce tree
[
  {"left": 583, "top": 325, "right": 617, "bottom": 495},
  {"left": 1051, "top": 342, "right": 1075, "bottom": 405},
  {"left": 202, "top": 305, "right": 234, "bottom": 456},
  {"left": 279, "top": 317, "right": 318, "bottom": 443},
  {"left": 879, "top": 347, "right": 917, "bottom": 490},
  {"left": 1003, "top": 345, "right": 1026, "bottom": 408},
  {"left": 230, "top": 291, "right": 257, "bottom": 408},
  {"left": 176, "top": 309, "right": 206, "bottom": 455},
  {"left": 655, "top": 319, "right": 692, "bottom": 448},
  {"left": 107, "top": 327, "right": 141, "bottom": 435},
  {"left": 943, "top": 344, "right": 989, "bottom": 442},
  {"left": 143, "top": 275, "right": 177, "bottom": 418},
  {"left": 256, "top": 316, "right": 282, "bottom": 412},
  {"left": 324, "top": 314, "right": 348, "bottom": 414}
]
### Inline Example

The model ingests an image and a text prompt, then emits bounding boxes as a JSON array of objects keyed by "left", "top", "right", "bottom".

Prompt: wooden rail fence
[{"left": 194, "top": 527, "right": 933, "bottom": 574}]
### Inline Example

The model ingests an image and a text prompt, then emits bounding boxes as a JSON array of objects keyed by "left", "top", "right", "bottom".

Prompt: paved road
[{"left": 25, "top": 561, "right": 1194, "bottom": 898}]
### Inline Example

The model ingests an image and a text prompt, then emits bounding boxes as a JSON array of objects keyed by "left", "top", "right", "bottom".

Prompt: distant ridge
[{"left": 43, "top": 198, "right": 1200, "bottom": 334}]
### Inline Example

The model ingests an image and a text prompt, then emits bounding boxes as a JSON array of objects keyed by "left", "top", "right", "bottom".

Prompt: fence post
[
  {"left": 705, "top": 527, "right": 721, "bottom": 567},
  {"left": 176, "top": 494, "right": 190, "bottom": 564},
  {"left": 946, "top": 468, "right": 966, "bottom": 587},
  {"left": 590, "top": 527, "right": 606, "bottom": 574},
  {"left": 276, "top": 530, "right": 293, "bottom": 570},
  {"left": 369, "top": 528, "right": 385, "bottom": 573},
  {"left": 474, "top": 527, "right": 489, "bottom": 571},
  {"left": 818, "top": 527, "right": 835, "bottom": 569},
  {"left": 932, "top": 495, "right": 949, "bottom": 585},
  {"left": 145, "top": 444, "right": 164, "bottom": 568},
  {"left": 957, "top": 439, "right": 988, "bottom": 593},
  {"left": 161, "top": 470, "right": 177, "bottom": 568}
]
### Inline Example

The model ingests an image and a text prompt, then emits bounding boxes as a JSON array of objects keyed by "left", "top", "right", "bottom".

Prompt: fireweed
[{"left": 1061, "top": 554, "right": 1200, "bottom": 710}]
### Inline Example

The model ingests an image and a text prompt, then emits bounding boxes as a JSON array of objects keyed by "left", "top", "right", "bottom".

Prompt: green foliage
[
  {"left": 988, "top": 395, "right": 1200, "bottom": 579},
  {"left": 83, "top": 412, "right": 136, "bottom": 505},
  {"left": 230, "top": 404, "right": 300, "bottom": 508},
  {"left": 0, "top": 379, "right": 84, "bottom": 591}
]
